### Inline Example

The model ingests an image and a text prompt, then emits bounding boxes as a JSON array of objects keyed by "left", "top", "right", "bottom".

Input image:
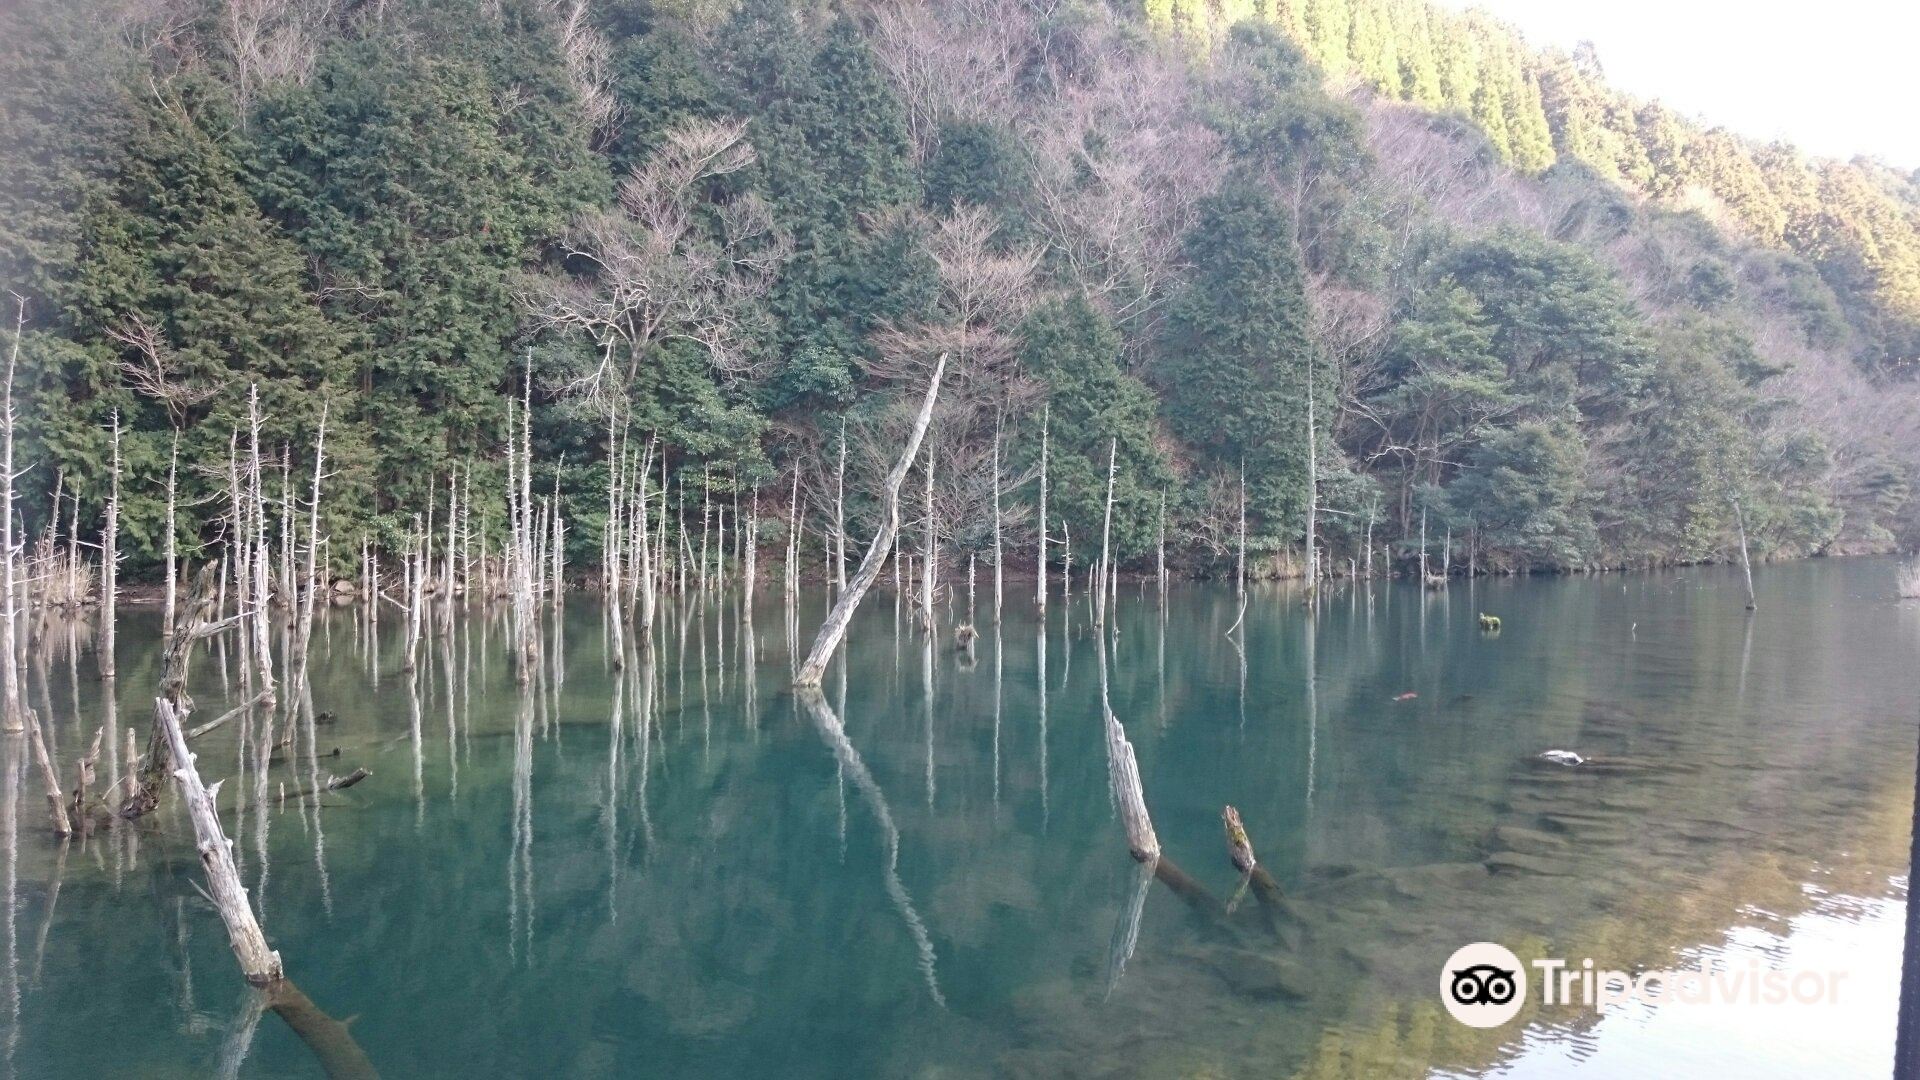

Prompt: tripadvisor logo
[
  {"left": 1441, "top": 942, "right": 1527, "bottom": 1028},
  {"left": 1441, "top": 940, "right": 1851, "bottom": 1028}
]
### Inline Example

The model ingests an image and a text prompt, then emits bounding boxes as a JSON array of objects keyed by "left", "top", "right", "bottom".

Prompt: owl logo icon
[{"left": 1442, "top": 943, "right": 1527, "bottom": 1027}]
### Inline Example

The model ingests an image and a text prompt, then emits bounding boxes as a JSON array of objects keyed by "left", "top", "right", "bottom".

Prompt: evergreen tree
[
  {"left": 1158, "top": 173, "right": 1324, "bottom": 542},
  {"left": 1018, "top": 296, "right": 1171, "bottom": 557}
]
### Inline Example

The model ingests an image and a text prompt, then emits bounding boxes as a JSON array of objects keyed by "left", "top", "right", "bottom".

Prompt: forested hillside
[{"left": 4, "top": 0, "right": 1917, "bottom": 586}]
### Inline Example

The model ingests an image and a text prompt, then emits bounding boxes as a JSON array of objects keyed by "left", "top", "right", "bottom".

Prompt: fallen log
[
  {"left": 228, "top": 767, "right": 370, "bottom": 814},
  {"left": 186, "top": 690, "right": 273, "bottom": 741}
]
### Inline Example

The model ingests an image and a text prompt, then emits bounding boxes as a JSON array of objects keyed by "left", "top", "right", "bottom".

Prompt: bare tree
[
  {"left": 1, "top": 297, "right": 22, "bottom": 732},
  {"left": 222, "top": 0, "right": 330, "bottom": 115},
  {"left": 531, "top": 118, "right": 789, "bottom": 411},
  {"left": 544, "top": 0, "right": 621, "bottom": 147}
]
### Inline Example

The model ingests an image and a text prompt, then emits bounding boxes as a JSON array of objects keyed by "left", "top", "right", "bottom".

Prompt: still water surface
[{"left": 7, "top": 559, "right": 1918, "bottom": 1078}]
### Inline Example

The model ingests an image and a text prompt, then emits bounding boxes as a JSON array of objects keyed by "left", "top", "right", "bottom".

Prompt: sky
[{"left": 1434, "top": 0, "right": 1920, "bottom": 169}]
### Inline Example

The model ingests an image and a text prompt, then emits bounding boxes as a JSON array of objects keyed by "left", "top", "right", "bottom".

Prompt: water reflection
[{"left": 0, "top": 559, "right": 1915, "bottom": 1077}]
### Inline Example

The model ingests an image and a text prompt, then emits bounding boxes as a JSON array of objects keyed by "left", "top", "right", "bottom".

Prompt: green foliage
[
  {"left": 925, "top": 120, "right": 1032, "bottom": 215},
  {"left": 1446, "top": 421, "right": 1591, "bottom": 566},
  {"left": 1017, "top": 297, "right": 1171, "bottom": 558},
  {"left": 247, "top": 3, "right": 604, "bottom": 537},
  {"left": 1158, "top": 172, "right": 1325, "bottom": 543},
  {"left": 38, "top": 78, "right": 357, "bottom": 560},
  {"left": 714, "top": 5, "right": 931, "bottom": 407},
  {"left": 5, "top": 0, "right": 1905, "bottom": 584}
]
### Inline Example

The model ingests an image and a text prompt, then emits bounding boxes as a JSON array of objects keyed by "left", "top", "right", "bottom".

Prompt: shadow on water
[{"left": 2, "top": 557, "right": 1917, "bottom": 1077}]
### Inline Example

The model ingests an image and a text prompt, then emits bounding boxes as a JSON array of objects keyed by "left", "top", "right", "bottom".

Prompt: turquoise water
[{"left": 6, "top": 558, "right": 1917, "bottom": 1077}]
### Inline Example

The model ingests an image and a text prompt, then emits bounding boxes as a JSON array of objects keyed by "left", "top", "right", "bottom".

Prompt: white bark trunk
[
  {"left": 0, "top": 299, "right": 19, "bottom": 730},
  {"left": 98, "top": 411, "right": 122, "bottom": 680},
  {"left": 1095, "top": 439, "right": 1116, "bottom": 628},
  {"left": 1036, "top": 403, "right": 1048, "bottom": 612},
  {"left": 795, "top": 356, "right": 946, "bottom": 687},
  {"left": 157, "top": 695, "right": 283, "bottom": 985}
]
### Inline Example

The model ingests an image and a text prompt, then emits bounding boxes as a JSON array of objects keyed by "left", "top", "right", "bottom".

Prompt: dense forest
[{"left": 4, "top": 0, "right": 1918, "bottom": 589}]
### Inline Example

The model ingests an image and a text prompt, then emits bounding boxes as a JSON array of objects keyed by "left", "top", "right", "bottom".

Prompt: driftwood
[
  {"left": 794, "top": 355, "right": 946, "bottom": 687},
  {"left": 231, "top": 767, "right": 370, "bottom": 814},
  {"left": 156, "top": 695, "right": 283, "bottom": 985},
  {"left": 186, "top": 689, "right": 273, "bottom": 741}
]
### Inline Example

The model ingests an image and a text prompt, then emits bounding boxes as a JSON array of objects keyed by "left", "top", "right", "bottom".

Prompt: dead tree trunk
[
  {"left": 795, "top": 355, "right": 946, "bottom": 688},
  {"left": 836, "top": 420, "right": 848, "bottom": 599},
  {"left": 1036, "top": 403, "right": 1048, "bottom": 613},
  {"left": 265, "top": 979, "right": 378, "bottom": 1080},
  {"left": 1235, "top": 459, "right": 1246, "bottom": 600},
  {"left": 163, "top": 431, "right": 180, "bottom": 636},
  {"left": 1223, "top": 804, "right": 1255, "bottom": 872},
  {"left": 69, "top": 727, "right": 101, "bottom": 835},
  {"left": 1097, "top": 626, "right": 1158, "bottom": 861},
  {"left": 1732, "top": 492, "right": 1757, "bottom": 611},
  {"left": 25, "top": 709, "right": 69, "bottom": 836},
  {"left": 638, "top": 440, "right": 656, "bottom": 633},
  {"left": 295, "top": 403, "right": 328, "bottom": 656},
  {"left": 991, "top": 417, "right": 1003, "bottom": 623},
  {"left": 98, "top": 410, "right": 122, "bottom": 680},
  {"left": 920, "top": 437, "right": 936, "bottom": 634},
  {"left": 1304, "top": 351, "right": 1318, "bottom": 586},
  {"left": 157, "top": 695, "right": 283, "bottom": 985},
  {"left": 784, "top": 472, "right": 799, "bottom": 607},
  {"left": 1157, "top": 489, "right": 1167, "bottom": 596},
  {"left": 1094, "top": 439, "right": 1116, "bottom": 628},
  {"left": 0, "top": 297, "right": 20, "bottom": 731},
  {"left": 246, "top": 388, "right": 276, "bottom": 705},
  {"left": 605, "top": 417, "right": 626, "bottom": 663}
]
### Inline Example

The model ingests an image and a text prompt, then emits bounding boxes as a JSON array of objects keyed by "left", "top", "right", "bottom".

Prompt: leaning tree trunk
[
  {"left": 795, "top": 355, "right": 946, "bottom": 688},
  {"left": 1097, "top": 623, "right": 1158, "bottom": 861},
  {"left": 157, "top": 694, "right": 283, "bottom": 985}
]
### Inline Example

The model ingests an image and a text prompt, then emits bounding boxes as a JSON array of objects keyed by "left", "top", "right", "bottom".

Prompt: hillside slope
[{"left": 1, "top": 0, "right": 1913, "bottom": 583}]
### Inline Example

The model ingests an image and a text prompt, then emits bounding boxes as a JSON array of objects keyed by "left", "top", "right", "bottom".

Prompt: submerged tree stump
[{"left": 1223, "top": 805, "right": 1255, "bottom": 873}]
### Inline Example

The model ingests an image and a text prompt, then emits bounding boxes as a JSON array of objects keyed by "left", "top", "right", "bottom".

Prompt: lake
[{"left": 6, "top": 558, "right": 1917, "bottom": 1078}]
